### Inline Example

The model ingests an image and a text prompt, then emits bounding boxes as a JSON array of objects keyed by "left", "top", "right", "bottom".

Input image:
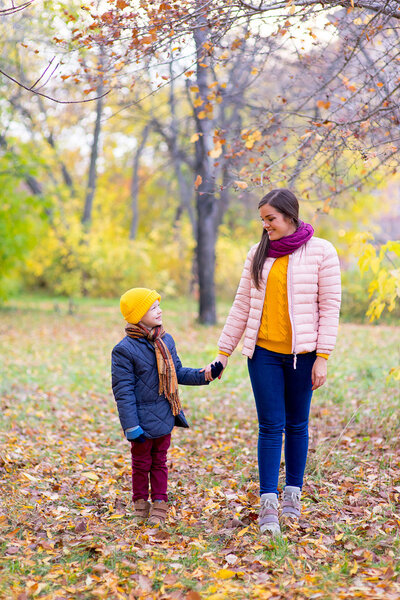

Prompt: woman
[{"left": 206, "top": 188, "right": 341, "bottom": 535}]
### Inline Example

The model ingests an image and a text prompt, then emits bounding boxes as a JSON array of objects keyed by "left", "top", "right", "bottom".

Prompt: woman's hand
[
  {"left": 203, "top": 354, "right": 229, "bottom": 381},
  {"left": 311, "top": 356, "right": 327, "bottom": 391}
]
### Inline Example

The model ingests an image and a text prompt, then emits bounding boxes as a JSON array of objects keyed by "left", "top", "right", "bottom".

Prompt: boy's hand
[
  {"left": 210, "top": 361, "right": 224, "bottom": 380},
  {"left": 125, "top": 425, "right": 147, "bottom": 443}
]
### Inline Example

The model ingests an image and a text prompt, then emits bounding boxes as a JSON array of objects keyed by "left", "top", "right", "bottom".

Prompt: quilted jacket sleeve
[
  {"left": 217, "top": 246, "right": 254, "bottom": 355},
  {"left": 111, "top": 344, "right": 140, "bottom": 432},
  {"left": 167, "top": 336, "right": 208, "bottom": 386},
  {"left": 316, "top": 242, "right": 341, "bottom": 355}
]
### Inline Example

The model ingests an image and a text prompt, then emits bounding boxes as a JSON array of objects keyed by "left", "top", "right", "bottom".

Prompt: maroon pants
[{"left": 130, "top": 434, "right": 171, "bottom": 502}]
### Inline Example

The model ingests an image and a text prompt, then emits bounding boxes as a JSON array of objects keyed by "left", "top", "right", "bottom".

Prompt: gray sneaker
[
  {"left": 282, "top": 486, "right": 301, "bottom": 520},
  {"left": 259, "top": 493, "right": 281, "bottom": 535}
]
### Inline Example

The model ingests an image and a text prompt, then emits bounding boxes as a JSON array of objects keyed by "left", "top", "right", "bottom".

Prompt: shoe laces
[
  {"left": 260, "top": 497, "right": 278, "bottom": 516},
  {"left": 284, "top": 491, "right": 300, "bottom": 506}
]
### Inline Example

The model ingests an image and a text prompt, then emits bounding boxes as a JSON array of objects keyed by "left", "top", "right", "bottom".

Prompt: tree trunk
[
  {"left": 82, "top": 81, "right": 104, "bottom": 226},
  {"left": 129, "top": 122, "right": 150, "bottom": 240},
  {"left": 193, "top": 2, "right": 218, "bottom": 324}
]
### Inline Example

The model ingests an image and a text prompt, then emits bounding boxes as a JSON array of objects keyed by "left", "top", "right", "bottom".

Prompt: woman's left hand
[{"left": 311, "top": 356, "right": 328, "bottom": 391}]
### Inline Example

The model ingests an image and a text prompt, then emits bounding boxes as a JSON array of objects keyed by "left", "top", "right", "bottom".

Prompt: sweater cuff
[
  {"left": 316, "top": 353, "right": 329, "bottom": 360},
  {"left": 218, "top": 350, "right": 231, "bottom": 357}
]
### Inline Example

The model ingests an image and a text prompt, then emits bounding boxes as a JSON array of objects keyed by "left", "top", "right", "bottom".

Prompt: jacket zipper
[{"left": 287, "top": 254, "right": 297, "bottom": 369}]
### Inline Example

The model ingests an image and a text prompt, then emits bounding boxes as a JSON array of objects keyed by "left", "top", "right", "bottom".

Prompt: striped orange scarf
[{"left": 125, "top": 323, "right": 181, "bottom": 416}]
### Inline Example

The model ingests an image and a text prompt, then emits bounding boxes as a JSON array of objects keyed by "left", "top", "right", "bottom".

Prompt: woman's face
[{"left": 259, "top": 204, "right": 296, "bottom": 241}]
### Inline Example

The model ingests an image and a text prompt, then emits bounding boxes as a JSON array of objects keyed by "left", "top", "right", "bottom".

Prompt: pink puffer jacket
[{"left": 218, "top": 237, "right": 341, "bottom": 359}]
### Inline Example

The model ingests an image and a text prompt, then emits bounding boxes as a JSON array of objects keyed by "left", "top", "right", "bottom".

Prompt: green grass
[{"left": 0, "top": 296, "right": 399, "bottom": 600}]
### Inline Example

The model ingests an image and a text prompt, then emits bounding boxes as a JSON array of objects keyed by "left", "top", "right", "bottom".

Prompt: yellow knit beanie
[{"left": 120, "top": 288, "right": 161, "bottom": 324}]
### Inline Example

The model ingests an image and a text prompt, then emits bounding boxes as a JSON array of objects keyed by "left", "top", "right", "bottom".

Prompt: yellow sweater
[{"left": 257, "top": 255, "right": 292, "bottom": 353}]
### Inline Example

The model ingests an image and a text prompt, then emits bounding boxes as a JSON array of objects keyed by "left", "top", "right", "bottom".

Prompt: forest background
[{"left": 0, "top": 0, "right": 399, "bottom": 327}]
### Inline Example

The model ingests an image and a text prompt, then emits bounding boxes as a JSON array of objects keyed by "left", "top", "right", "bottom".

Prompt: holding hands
[{"left": 203, "top": 354, "right": 229, "bottom": 382}]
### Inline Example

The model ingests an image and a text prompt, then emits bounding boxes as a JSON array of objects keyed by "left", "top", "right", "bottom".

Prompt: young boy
[{"left": 111, "top": 287, "right": 222, "bottom": 526}]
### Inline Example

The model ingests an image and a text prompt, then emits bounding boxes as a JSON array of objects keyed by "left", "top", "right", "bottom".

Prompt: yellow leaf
[
  {"left": 194, "top": 98, "right": 203, "bottom": 107},
  {"left": 194, "top": 175, "right": 202, "bottom": 189},
  {"left": 23, "top": 472, "right": 38, "bottom": 482},
  {"left": 108, "top": 514, "right": 125, "bottom": 519},
  {"left": 234, "top": 181, "right": 248, "bottom": 190},
  {"left": 350, "top": 560, "right": 358, "bottom": 574},
  {"left": 32, "top": 583, "right": 47, "bottom": 597},
  {"left": 370, "top": 256, "right": 380, "bottom": 274},
  {"left": 251, "top": 67, "right": 258, "bottom": 75},
  {"left": 197, "top": 111, "right": 206, "bottom": 119},
  {"left": 209, "top": 143, "right": 222, "bottom": 158},
  {"left": 82, "top": 471, "right": 99, "bottom": 481},
  {"left": 215, "top": 568, "right": 235, "bottom": 579},
  {"left": 335, "top": 532, "right": 344, "bottom": 541},
  {"left": 190, "top": 133, "right": 199, "bottom": 143},
  {"left": 237, "top": 525, "right": 249, "bottom": 536}
]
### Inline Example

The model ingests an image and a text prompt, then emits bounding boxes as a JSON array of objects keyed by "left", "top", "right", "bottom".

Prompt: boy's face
[{"left": 139, "top": 300, "right": 162, "bottom": 329}]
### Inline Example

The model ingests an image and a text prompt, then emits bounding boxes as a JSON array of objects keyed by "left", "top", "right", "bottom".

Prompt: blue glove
[
  {"left": 211, "top": 361, "right": 224, "bottom": 380},
  {"left": 125, "top": 425, "right": 147, "bottom": 443}
]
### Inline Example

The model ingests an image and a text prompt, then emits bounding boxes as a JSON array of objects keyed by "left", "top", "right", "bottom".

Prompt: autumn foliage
[{"left": 0, "top": 298, "right": 399, "bottom": 599}]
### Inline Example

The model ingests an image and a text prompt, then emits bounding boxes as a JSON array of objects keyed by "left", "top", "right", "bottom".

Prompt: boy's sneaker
[
  {"left": 281, "top": 486, "right": 301, "bottom": 520},
  {"left": 148, "top": 500, "right": 169, "bottom": 526},
  {"left": 132, "top": 499, "right": 151, "bottom": 523},
  {"left": 259, "top": 493, "right": 281, "bottom": 536}
]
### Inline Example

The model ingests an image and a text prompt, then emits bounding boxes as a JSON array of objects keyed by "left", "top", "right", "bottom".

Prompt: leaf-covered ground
[{"left": 0, "top": 297, "right": 399, "bottom": 600}]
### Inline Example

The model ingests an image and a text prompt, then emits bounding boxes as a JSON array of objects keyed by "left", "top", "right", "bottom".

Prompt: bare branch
[
  {"left": 0, "top": 67, "right": 110, "bottom": 104},
  {"left": 0, "top": 1, "right": 35, "bottom": 16},
  {"left": 237, "top": 0, "right": 400, "bottom": 20}
]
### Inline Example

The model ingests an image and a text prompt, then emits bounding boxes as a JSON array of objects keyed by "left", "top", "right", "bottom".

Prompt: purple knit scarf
[{"left": 267, "top": 221, "right": 314, "bottom": 258}]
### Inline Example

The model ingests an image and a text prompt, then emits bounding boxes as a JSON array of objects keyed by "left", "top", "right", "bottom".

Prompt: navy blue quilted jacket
[{"left": 111, "top": 333, "right": 208, "bottom": 439}]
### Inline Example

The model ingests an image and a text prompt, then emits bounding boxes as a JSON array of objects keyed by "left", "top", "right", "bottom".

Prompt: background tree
[{"left": 1, "top": 0, "right": 399, "bottom": 324}]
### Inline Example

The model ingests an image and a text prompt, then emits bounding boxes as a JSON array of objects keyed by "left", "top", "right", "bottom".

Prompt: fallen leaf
[{"left": 215, "top": 568, "right": 236, "bottom": 579}]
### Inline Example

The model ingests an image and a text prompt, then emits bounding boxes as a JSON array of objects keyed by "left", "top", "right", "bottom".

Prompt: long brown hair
[{"left": 251, "top": 189, "right": 300, "bottom": 289}]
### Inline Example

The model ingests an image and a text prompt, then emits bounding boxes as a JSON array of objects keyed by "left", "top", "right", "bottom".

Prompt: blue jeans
[{"left": 248, "top": 346, "right": 315, "bottom": 496}]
